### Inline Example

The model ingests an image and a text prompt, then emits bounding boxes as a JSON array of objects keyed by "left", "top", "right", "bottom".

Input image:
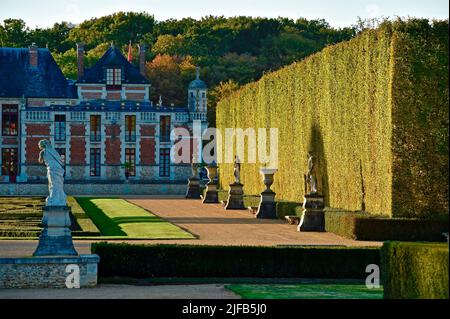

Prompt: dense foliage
[
  {"left": 381, "top": 242, "right": 449, "bottom": 299},
  {"left": 92, "top": 242, "right": 380, "bottom": 279},
  {"left": 0, "top": 12, "right": 355, "bottom": 120},
  {"left": 323, "top": 210, "right": 449, "bottom": 241},
  {"left": 216, "top": 19, "right": 449, "bottom": 217}
]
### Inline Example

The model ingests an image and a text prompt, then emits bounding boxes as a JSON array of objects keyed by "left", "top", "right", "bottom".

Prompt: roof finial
[{"left": 196, "top": 66, "right": 200, "bottom": 80}]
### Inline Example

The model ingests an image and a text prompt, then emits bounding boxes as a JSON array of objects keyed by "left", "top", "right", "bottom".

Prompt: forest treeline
[{"left": 0, "top": 12, "right": 357, "bottom": 122}]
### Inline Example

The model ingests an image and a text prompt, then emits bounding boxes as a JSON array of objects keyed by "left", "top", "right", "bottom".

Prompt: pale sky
[{"left": 0, "top": 0, "right": 448, "bottom": 29}]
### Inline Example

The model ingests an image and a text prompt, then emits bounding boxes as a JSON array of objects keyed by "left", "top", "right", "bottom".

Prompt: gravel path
[
  {"left": 0, "top": 284, "right": 240, "bottom": 299},
  {"left": 0, "top": 197, "right": 381, "bottom": 257}
]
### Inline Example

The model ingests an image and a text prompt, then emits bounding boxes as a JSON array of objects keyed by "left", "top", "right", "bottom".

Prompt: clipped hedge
[
  {"left": 325, "top": 210, "right": 449, "bottom": 241},
  {"left": 382, "top": 242, "right": 449, "bottom": 299},
  {"left": 92, "top": 243, "right": 380, "bottom": 279},
  {"left": 216, "top": 19, "right": 449, "bottom": 218}
]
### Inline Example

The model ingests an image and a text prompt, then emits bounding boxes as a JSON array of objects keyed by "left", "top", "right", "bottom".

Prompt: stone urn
[
  {"left": 261, "top": 168, "right": 277, "bottom": 192},
  {"left": 202, "top": 162, "right": 219, "bottom": 203},
  {"left": 256, "top": 168, "right": 278, "bottom": 219}
]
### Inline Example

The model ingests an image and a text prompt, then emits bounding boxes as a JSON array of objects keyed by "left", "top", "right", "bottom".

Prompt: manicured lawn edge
[
  {"left": 225, "top": 284, "right": 384, "bottom": 299},
  {"left": 67, "top": 196, "right": 101, "bottom": 236},
  {"left": 75, "top": 197, "right": 195, "bottom": 239},
  {"left": 381, "top": 242, "right": 449, "bottom": 299},
  {"left": 92, "top": 242, "right": 381, "bottom": 279}
]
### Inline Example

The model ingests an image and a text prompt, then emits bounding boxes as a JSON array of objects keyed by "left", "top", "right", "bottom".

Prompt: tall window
[
  {"left": 106, "top": 68, "right": 122, "bottom": 90},
  {"left": 159, "top": 148, "right": 170, "bottom": 177},
  {"left": 90, "top": 148, "right": 101, "bottom": 177},
  {"left": 1, "top": 148, "right": 18, "bottom": 176},
  {"left": 125, "top": 115, "right": 136, "bottom": 142},
  {"left": 54, "top": 114, "right": 66, "bottom": 141},
  {"left": 125, "top": 148, "right": 136, "bottom": 177},
  {"left": 90, "top": 115, "right": 101, "bottom": 142},
  {"left": 2, "top": 104, "right": 18, "bottom": 136},
  {"left": 160, "top": 116, "right": 171, "bottom": 143}
]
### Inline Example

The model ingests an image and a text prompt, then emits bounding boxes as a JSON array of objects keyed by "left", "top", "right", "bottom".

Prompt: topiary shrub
[{"left": 382, "top": 242, "right": 449, "bottom": 299}]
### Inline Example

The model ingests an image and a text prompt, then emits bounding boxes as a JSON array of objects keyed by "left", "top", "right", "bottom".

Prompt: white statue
[
  {"left": 233, "top": 156, "right": 241, "bottom": 184},
  {"left": 306, "top": 151, "right": 318, "bottom": 195},
  {"left": 38, "top": 139, "right": 67, "bottom": 206},
  {"left": 191, "top": 152, "right": 199, "bottom": 178}
]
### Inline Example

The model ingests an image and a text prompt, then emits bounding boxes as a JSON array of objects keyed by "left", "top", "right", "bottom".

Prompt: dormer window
[{"left": 106, "top": 68, "right": 122, "bottom": 90}]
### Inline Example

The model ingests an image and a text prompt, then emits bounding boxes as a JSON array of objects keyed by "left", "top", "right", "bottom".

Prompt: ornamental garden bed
[
  {"left": 0, "top": 196, "right": 194, "bottom": 240},
  {"left": 0, "top": 196, "right": 100, "bottom": 238}
]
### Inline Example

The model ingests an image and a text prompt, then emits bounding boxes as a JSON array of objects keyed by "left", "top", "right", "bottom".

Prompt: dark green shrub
[
  {"left": 276, "top": 201, "right": 303, "bottom": 218},
  {"left": 325, "top": 211, "right": 449, "bottom": 241},
  {"left": 382, "top": 242, "right": 449, "bottom": 299},
  {"left": 92, "top": 243, "right": 380, "bottom": 279}
]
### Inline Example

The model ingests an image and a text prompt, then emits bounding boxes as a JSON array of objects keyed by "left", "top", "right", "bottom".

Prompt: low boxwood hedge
[
  {"left": 381, "top": 242, "right": 449, "bottom": 299},
  {"left": 92, "top": 243, "right": 380, "bottom": 279},
  {"left": 324, "top": 210, "right": 448, "bottom": 242}
]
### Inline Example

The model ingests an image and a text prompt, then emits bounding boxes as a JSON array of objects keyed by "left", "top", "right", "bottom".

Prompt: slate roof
[
  {"left": 189, "top": 78, "right": 207, "bottom": 90},
  {"left": 78, "top": 46, "right": 150, "bottom": 85},
  {"left": 0, "top": 48, "right": 76, "bottom": 98}
]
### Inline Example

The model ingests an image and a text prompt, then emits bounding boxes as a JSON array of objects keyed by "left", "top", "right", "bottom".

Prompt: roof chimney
[
  {"left": 29, "top": 43, "right": 38, "bottom": 68},
  {"left": 76, "top": 43, "right": 85, "bottom": 80},
  {"left": 138, "top": 43, "right": 147, "bottom": 77}
]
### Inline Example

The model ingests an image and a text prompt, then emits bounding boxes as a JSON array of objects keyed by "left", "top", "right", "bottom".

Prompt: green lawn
[
  {"left": 75, "top": 198, "right": 195, "bottom": 239},
  {"left": 226, "top": 284, "right": 383, "bottom": 299}
]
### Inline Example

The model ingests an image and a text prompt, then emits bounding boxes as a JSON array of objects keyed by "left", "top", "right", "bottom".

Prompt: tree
[
  {"left": 0, "top": 19, "right": 29, "bottom": 47},
  {"left": 53, "top": 49, "right": 77, "bottom": 79},
  {"left": 152, "top": 34, "right": 186, "bottom": 56},
  {"left": 29, "top": 22, "right": 74, "bottom": 52},
  {"left": 146, "top": 54, "right": 196, "bottom": 106},
  {"left": 208, "top": 80, "right": 240, "bottom": 126}
]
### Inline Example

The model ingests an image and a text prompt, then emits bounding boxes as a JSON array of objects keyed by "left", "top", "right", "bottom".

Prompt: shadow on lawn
[
  {"left": 112, "top": 216, "right": 163, "bottom": 224},
  {"left": 75, "top": 198, "right": 126, "bottom": 236}
]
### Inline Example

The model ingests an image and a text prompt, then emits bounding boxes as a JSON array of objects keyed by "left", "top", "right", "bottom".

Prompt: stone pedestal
[
  {"left": 0, "top": 255, "right": 99, "bottom": 288},
  {"left": 186, "top": 177, "right": 201, "bottom": 199},
  {"left": 203, "top": 164, "right": 219, "bottom": 204},
  {"left": 256, "top": 168, "right": 278, "bottom": 219},
  {"left": 297, "top": 194, "right": 325, "bottom": 232},
  {"left": 33, "top": 206, "right": 78, "bottom": 256},
  {"left": 225, "top": 183, "right": 244, "bottom": 210}
]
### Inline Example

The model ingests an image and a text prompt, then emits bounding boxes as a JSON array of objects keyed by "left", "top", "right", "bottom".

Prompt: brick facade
[
  {"left": 105, "top": 124, "right": 121, "bottom": 164},
  {"left": 69, "top": 124, "right": 86, "bottom": 165},
  {"left": 140, "top": 138, "right": 156, "bottom": 165},
  {"left": 25, "top": 124, "right": 50, "bottom": 164}
]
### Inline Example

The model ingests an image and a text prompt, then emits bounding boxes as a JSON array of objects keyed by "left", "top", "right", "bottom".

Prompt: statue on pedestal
[
  {"left": 34, "top": 139, "right": 77, "bottom": 256},
  {"left": 38, "top": 139, "right": 67, "bottom": 206},
  {"left": 233, "top": 156, "right": 241, "bottom": 184},
  {"left": 306, "top": 151, "right": 317, "bottom": 195}
]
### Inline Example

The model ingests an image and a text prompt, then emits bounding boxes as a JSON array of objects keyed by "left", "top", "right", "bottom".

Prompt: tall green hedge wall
[
  {"left": 216, "top": 19, "right": 449, "bottom": 217},
  {"left": 381, "top": 242, "right": 449, "bottom": 299}
]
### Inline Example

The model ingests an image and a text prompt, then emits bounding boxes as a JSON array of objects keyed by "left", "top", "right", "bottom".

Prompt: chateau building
[{"left": 0, "top": 43, "right": 208, "bottom": 184}]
